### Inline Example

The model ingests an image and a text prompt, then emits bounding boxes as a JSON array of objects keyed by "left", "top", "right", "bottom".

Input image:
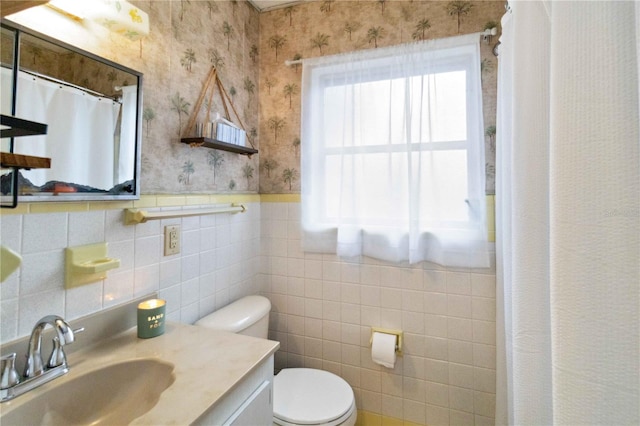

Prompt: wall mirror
[{"left": 0, "top": 20, "right": 142, "bottom": 204}]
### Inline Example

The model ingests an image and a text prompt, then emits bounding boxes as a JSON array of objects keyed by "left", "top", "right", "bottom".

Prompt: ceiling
[{"left": 248, "top": 0, "right": 308, "bottom": 12}]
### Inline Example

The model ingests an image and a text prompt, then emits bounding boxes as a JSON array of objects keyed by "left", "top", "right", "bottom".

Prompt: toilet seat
[{"left": 273, "top": 368, "right": 356, "bottom": 426}]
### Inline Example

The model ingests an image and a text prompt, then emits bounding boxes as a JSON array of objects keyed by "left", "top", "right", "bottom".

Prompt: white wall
[
  {"left": 260, "top": 201, "right": 497, "bottom": 425},
  {"left": 0, "top": 202, "right": 261, "bottom": 343}
]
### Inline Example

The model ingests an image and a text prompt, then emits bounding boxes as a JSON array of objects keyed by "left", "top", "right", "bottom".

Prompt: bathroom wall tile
[
  {"left": 323, "top": 320, "right": 341, "bottom": 342},
  {"left": 361, "top": 389, "right": 382, "bottom": 414},
  {"left": 403, "top": 332, "right": 425, "bottom": 357},
  {"left": 426, "top": 381, "right": 450, "bottom": 407},
  {"left": 341, "top": 262, "right": 360, "bottom": 284},
  {"left": 181, "top": 277, "right": 200, "bottom": 307},
  {"left": 474, "top": 391, "right": 496, "bottom": 418},
  {"left": 424, "top": 337, "right": 448, "bottom": 361},
  {"left": 447, "top": 317, "right": 473, "bottom": 342},
  {"left": 323, "top": 280, "right": 341, "bottom": 301},
  {"left": 108, "top": 239, "right": 134, "bottom": 271},
  {"left": 475, "top": 414, "right": 496, "bottom": 426},
  {"left": 473, "top": 343, "right": 497, "bottom": 369},
  {"left": 448, "top": 340, "right": 474, "bottom": 366},
  {"left": 449, "top": 409, "right": 475, "bottom": 426},
  {"left": 402, "top": 290, "right": 425, "bottom": 312},
  {"left": 68, "top": 211, "right": 105, "bottom": 246},
  {"left": 379, "top": 372, "right": 402, "bottom": 398},
  {"left": 304, "top": 278, "right": 323, "bottom": 299},
  {"left": 472, "top": 320, "right": 496, "bottom": 345},
  {"left": 133, "top": 264, "right": 159, "bottom": 298},
  {"left": 341, "top": 322, "right": 360, "bottom": 345},
  {"left": 323, "top": 261, "right": 341, "bottom": 282},
  {"left": 198, "top": 294, "right": 216, "bottom": 317},
  {"left": 424, "top": 292, "right": 448, "bottom": 315},
  {"left": 473, "top": 367, "right": 496, "bottom": 393},
  {"left": 288, "top": 334, "right": 305, "bottom": 355},
  {"left": 181, "top": 253, "right": 200, "bottom": 282},
  {"left": 1, "top": 298, "right": 18, "bottom": 342},
  {"left": 449, "top": 363, "right": 475, "bottom": 389},
  {"left": 305, "top": 298, "right": 323, "bottom": 319},
  {"left": 380, "top": 288, "right": 402, "bottom": 309},
  {"left": 424, "top": 270, "right": 447, "bottom": 293},
  {"left": 182, "top": 229, "right": 200, "bottom": 256},
  {"left": 199, "top": 227, "right": 216, "bottom": 252},
  {"left": 403, "top": 355, "right": 426, "bottom": 380},
  {"left": 403, "top": 377, "right": 426, "bottom": 402},
  {"left": 341, "top": 303, "right": 361, "bottom": 325},
  {"left": 20, "top": 250, "right": 64, "bottom": 296},
  {"left": 288, "top": 314, "right": 305, "bottom": 335},
  {"left": 305, "top": 317, "right": 323, "bottom": 339},
  {"left": 304, "top": 356, "right": 323, "bottom": 370},
  {"left": 447, "top": 294, "right": 472, "bottom": 319},
  {"left": 66, "top": 281, "right": 103, "bottom": 320},
  {"left": 1, "top": 214, "right": 22, "bottom": 251},
  {"left": 425, "top": 359, "right": 449, "bottom": 385},
  {"left": 403, "top": 399, "right": 426, "bottom": 425},
  {"left": 287, "top": 295, "right": 305, "bottom": 316},
  {"left": 341, "top": 343, "right": 360, "bottom": 366},
  {"left": 134, "top": 218, "right": 160, "bottom": 238},
  {"left": 305, "top": 337, "right": 323, "bottom": 359},
  {"left": 449, "top": 386, "right": 475, "bottom": 413},
  {"left": 424, "top": 314, "right": 448, "bottom": 338},
  {"left": 287, "top": 352, "right": 304, "bottom": 368},
  {"left": 446, "top": 272, "right": 471, "bottom": 295},
  {"left": 360, "top": 264, "right": 381, "bottom": 286},
  {"left": 341, "top": 364, "right": 361, "bottom": 389},
  {"left": 361, "top": 285, "right": 381, "bottom": 307},
  {"left": 381, "top": 394, "right": 404, "bottom": 419},
  {"left": 380, "top": 308, "right": 402, "bottom": 330},
  {"left": 471, "top": 273, "right": 496, "bottom": 298},
  {"left": 287, "top": 277, "right": 305, "bottom": 297},
  {"left": 134, "top": 235, "right": 160, "bottom": 268},
  {"left": 180, "top": 301, "right": 200, "bottom": 324},
  {"left": 215, "top": 288, "right": 229, "bottom": 309},
  {"left": 322, "top": 300, "right": 341, "bottom": 321},
  {"left": 341, "top": 283, "right": 361, "bottom": 304},
  {"left": 361, "top": 368, "right": 382, "bottom": 392},
  {"left": 322, "top": 340, "right": 341, "bottom": 363},
  {"left": 472, "top": 296, "right": 496, "bottom": 321},
  {"left": 403, "top": 311, "right": 425, "bottom": 334},
  {"left": 426, "top": 403, "right": 450, "bottom": 426},
  {"left": 104, "top": 269, "right": 134, "bottom": 308},
  {"left": 361, "top": 306, "right": 381, "bottom": 328},
  {"left": 18, "top": 289, "right": 65, "bottom": 337},
  {"left": 23, "top": 213, "right": 67, "bottom": 253}
]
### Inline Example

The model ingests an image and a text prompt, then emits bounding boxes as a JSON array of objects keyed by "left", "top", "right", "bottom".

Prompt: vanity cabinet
[{"left": 193, "top": 355, "right": 274, "bottom": 425}]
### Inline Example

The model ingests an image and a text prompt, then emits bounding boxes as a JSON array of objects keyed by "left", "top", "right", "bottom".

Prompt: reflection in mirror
[
  {"left": 0, "top": 21, "right": 142, "bottom": 201},
  {"left": 0, "top": 25, "right": 17, "bottom": 207}
]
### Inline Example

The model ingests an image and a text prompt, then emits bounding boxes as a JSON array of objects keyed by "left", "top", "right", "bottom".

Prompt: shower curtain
[{"left": 496, "top": 1, "right": 639, "bottom": 425}]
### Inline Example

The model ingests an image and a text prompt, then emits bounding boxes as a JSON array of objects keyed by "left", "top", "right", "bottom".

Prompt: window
[{"left": 301, "top": 34, "right": 489, "bottom": 267}]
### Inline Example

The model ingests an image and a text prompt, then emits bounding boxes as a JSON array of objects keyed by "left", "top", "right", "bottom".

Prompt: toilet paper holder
[{"left": 370, "top": 327, "right": 403, "bottom": 356}]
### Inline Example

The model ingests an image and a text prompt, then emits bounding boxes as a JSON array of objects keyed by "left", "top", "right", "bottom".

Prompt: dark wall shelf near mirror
[{"left": 180, "top": 137, "right": 258, "bottom": 158}]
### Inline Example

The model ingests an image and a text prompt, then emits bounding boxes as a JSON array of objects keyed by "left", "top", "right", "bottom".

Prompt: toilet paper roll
[{"left": 371, "top": 331, "right": 397, "bottom": 368}]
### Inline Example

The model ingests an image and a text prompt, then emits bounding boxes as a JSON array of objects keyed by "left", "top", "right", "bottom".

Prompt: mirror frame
[{"left": 1, "top": 19, "right": 143, "bottom": 202}]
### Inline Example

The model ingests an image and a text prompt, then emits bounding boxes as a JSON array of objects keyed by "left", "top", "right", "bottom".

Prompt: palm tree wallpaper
[
  {"left": 50, "top": 1, "right": 500, "bottom": 195},
  {"left": 259, "top": 0, "right": 503, "bottom": 194}
]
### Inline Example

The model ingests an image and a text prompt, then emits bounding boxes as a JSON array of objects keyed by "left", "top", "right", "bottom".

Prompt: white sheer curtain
[
  {"left": 301, "top": 34, "right": 489, "bottom": 267},
  {"left": 116, "top": 84, "right": 138, "bottom": 185},
  {"left": 12, "top": 71, "right": 120, "bottom": 190},
  {"left": 496, "top": 1, "right": 639, "bottom": 424}
]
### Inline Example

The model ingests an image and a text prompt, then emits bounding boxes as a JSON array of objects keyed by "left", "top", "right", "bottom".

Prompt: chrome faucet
[
  {"left": 24, "top": 315, "right": 76, "bottom": 378},
  {"left": 0, "top": 315, "right": 83, "bottom": 402}
]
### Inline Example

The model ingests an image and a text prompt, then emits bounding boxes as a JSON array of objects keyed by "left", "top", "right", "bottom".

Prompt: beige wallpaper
[{"left": 258, "top": 0, "right": 503, "bottom": 194}]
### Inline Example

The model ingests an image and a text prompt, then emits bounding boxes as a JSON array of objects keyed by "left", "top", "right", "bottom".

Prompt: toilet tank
[{"left": 194, "top": 295, "right": 271, "bottom": 339}]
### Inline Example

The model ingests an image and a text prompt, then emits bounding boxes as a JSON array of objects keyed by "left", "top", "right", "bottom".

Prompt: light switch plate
[{"left": 164, "top": 225, "right": 180, "bottom": 256}]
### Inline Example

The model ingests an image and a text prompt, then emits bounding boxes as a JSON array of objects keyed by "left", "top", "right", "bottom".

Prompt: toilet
[{"left": 195, "top": 295, "right": 357, "bottom": 426}]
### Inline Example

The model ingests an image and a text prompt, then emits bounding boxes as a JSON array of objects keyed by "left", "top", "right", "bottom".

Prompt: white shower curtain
[{"left": 496, "top": 1, "right": 639, "bottom": 425}]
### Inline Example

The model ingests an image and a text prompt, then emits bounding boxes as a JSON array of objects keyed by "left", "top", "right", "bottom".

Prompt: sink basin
[{"left": 0, "top": 358, "right": 175, "bottom": 425}]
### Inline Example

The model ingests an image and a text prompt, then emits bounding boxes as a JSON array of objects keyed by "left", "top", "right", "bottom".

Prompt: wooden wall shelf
[
  {"left": 1, "top": 152, "right": 51, "bottom": 169},
  {"left": 181, "top": 137, "right": 258, "bottom": 158},
  {"left": 1, "top": 114, "right": 48, "bottom": 138}
]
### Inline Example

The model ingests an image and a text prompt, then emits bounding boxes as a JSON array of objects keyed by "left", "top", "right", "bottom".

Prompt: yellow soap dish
[{"left": 65, "top": 243, "right": 120, "bottom": 289}]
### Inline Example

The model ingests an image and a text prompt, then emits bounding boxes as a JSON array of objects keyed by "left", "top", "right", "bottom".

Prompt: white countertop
[{"left": 0, "top": 322, "right": 279, "bottom": 425}]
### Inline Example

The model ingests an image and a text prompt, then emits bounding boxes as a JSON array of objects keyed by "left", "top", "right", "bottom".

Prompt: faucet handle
[
  {"left": 46, "top": 327, "right": 84, "bottom": 369},
  {"left": 0, "top": 353, "right": 20, "bottom": 389}
]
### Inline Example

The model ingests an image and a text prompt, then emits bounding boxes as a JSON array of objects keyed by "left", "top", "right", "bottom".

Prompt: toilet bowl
[{"left": 195, "top": 295, "right": 357, "bottom": 426}]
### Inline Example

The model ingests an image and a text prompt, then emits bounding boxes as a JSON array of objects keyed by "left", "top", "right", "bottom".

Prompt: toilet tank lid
[{"left": 194, "top": 295, "right": 271, "bottom": 333}]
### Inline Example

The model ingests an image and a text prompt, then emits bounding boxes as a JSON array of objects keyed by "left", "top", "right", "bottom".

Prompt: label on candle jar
[{"left": 137, "top": 299, "right": 166, "bottom": 338}]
